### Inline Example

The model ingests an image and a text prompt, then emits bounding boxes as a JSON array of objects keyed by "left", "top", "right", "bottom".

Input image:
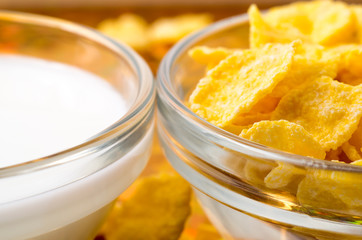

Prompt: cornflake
[
  {"left": 328, "top": 45, "right": 362, "bottom": 85},
  {"left": 99, "top": 174, "right": 191, "bottom": 240},
  {"left": 297, "top": 160, "right": 362, "bottom": 214},
  {"left": 189, "top": 42, "right": 296, "bottom": 128},
  {"left": 188, "top": 46, "right": 235, "bottom": 69},
  {"left": 352, "top": 5, "right": 362, "bottom": 43},
  {"left": 272, "top": 76, "right": 362, "bottom": 151},
  {"left": 240, "top": 120, "right": 325, "bottom": 159},
  {"left": 240, "top": 120, "right": 325, "bottom": 189},
  {"left": 271, "top": 43, "right": 338, "bottom": 98},
  {"left": 309, "top": 0, "right": 355, "bottom": 46},
  {"left": 251, "top": 0, "right": 356, "bottom": 47},
  {"left": 248, "top": 5, "right": 304, "bottom": 48}
]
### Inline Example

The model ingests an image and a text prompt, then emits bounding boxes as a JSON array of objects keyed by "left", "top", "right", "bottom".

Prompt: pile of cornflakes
[{"left": 188, "top": 0, "right": 362, "bottom": 215}]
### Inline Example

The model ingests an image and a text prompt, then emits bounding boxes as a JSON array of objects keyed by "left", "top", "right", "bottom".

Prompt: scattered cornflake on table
[{"left": 98, "top": 173, "right": 191, "bottom": 240}]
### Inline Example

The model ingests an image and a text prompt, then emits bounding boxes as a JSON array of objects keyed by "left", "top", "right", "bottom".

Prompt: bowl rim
[
  {"left": 0, "top": 10, "right": 155, "bottom": 176},
  {"left": 157, "top": 12, "right": 362, "bottom": 173}
]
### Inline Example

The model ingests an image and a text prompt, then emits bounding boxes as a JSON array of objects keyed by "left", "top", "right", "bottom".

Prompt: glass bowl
[
  {"left": 157, "top": 13, "right": 362, "bottom": 240},
  {"left": 0, "top": 11, "right": 155, "bottom": 240}
]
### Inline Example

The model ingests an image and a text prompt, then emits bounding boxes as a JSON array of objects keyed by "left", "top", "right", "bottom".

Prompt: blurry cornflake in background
[
  {"left": 98, "top": 12, "right": 212, "bottom": 57},
  {"left": 0, "top": 0, "right": 359, "bottom": 240},
  {"left": 2, "top": 0, "right": 359, "bottom": 73},
  {"left": 97, "top": 13, "right": 213, "bottom": 71}
]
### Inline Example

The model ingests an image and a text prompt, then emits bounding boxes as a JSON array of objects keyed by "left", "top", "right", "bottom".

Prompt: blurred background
[
  {"left": 0, "top": 0, "right": 342, "bottom": 75},
  {"left": 0, "top": 0, "right": 345, "bottom": 8},
  {"left": 0, "top": 0, "right": 361, "bottom": 8},
  {"left": 4, "top": 0, "right": 360, "bottom": 29}
]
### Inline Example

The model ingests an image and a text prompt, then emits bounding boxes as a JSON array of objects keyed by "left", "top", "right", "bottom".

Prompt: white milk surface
[
  {"left": 0, "top": 54, "right": 127, "bottom": 168},
  {"left": 0, "top": 54, "right": 153, "bottom": 240}
]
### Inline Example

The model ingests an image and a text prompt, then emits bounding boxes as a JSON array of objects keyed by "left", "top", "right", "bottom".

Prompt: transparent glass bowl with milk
[{"left": 0, "top": 11, "right": 155, "bottom": 239}]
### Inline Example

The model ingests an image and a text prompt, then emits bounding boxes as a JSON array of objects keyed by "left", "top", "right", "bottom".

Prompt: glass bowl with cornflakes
[{"left": 157, "top": 1, "right": 362, "bottom": 239}]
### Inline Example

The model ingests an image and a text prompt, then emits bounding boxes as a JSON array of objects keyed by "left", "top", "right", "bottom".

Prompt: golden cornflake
[
  {"left": 297, "top": 169, "right": 349, "bottom": 212},
  {"left": 265, "top": 2, "right": 314, "bottom": 35},
  {"left": 349, "top": 122, "right": 362, "bottom": 157},
  {"left": 243, "top": 159, "right": 276, "bottom": 186},
  {"left": 342, "top": 142, "right": 362, "bottom": 161},
  {"left": 264, "top": 162, "right": 306, "bottom": 190},
  {"left": 100, "top": 174, "right": 191, "bottom": 240},
  {"left": 335, "top": 45, "right": 362, "bottom": 76},
  {"left": 232, "top": 113, "right": 271, "bottom": 128},
  {"left": 240, "top": 120, "right": 325, "bottom": 189},
  {"left": 188, "top": 46, "right": 235, "bottom": 69},
  {"left": 250, "top": 1, "right": 357, "bottom": 47},
  {"left": 223, "top": 96, "right": 278, "bottom": 134},
  {"left": 240, "top": 120, "right": 325, "bottom": 159},
  {"left": 222, "top": 123, "right": 248, "bottom": 136},
  {"left": 271, "top": 43, "right": 338, "bottom": 98},
  {"left": 248, "top": 5, "right": 305, "bottom": 48},
  {"left": 247, "top": 95, "right": 280, "bottom": 114},
  {"left": 328, "top": 45, "right": 362, "bottom": 85},
  {"left": 272, "top": 76, "right": 362, "bottom": 151},
  {"left": 297, "top": 160, "right": 362, "bottom": 214},
  {"left": 189, "top": 42, "right": 295, "bottom": 128},
  {"left": 352, "top": 5, "right": 362, "bottom": 43},
  {"left": 310, "top": 1, "right": 355, "bottom": 46}
]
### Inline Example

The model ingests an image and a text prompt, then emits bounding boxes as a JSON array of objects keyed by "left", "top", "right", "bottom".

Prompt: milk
[
  {"left": 0, "top": 55, "right": 127, "bottom": 167},
  {"left": 0, "top": 54, "right": 153, "bottom": 239}
]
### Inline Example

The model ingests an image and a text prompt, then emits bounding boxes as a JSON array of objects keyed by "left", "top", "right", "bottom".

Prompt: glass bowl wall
[{"left": 0, "top": 11, "right": 155, "bottom": 240}]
